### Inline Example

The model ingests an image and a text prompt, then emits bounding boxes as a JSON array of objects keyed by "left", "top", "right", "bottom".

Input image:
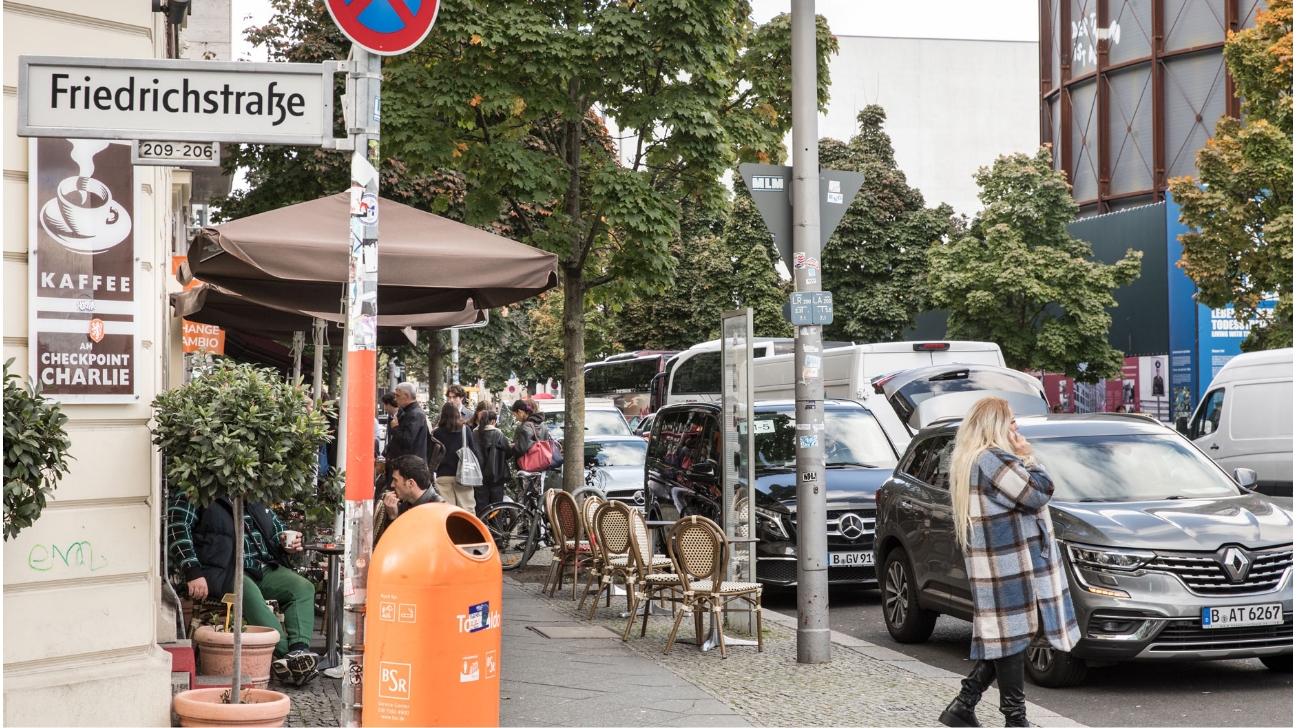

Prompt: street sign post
[
  {"left": 18, "top": 56, "right": 341, "bottom": 146},
  {"left": 786, "top": 291, "right": 833, "bottom": 325},
  {"left": 325, "top": 0, "right": 441, "bottom": 55}
]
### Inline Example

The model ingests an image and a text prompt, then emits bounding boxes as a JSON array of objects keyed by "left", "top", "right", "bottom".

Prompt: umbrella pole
[
  {"left": 312, "top": 318, "right": 325, "bottom": 403},
  {"left": 292, "top": 330, "right": 304, "bottom": 383}
]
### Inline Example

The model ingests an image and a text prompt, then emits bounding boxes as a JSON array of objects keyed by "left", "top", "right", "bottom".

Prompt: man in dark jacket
[
  {"left": 167, "top": 493, "right": 319, "bottom": 686},
  {"left": 387, "top": 382, "right": 430, "bottom": 465},
  {"left": 375, "top": 455, "right": 445, "bottom": 543}
]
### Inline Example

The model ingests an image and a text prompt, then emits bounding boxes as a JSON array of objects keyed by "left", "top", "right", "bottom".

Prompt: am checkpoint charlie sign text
[{"left": 18, "top": 56, "right": 340, "bottom": 146}]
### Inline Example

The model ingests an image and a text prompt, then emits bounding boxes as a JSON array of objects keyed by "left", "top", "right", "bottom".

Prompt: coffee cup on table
[{"left": 56, "top": 176, "right": 119, "bottom": 237}]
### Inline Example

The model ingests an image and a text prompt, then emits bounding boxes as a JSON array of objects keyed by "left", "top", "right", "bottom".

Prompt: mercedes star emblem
[
  {"left": 633, "top": 490, "right": 646, "bottom": 506},
  {"left": 839, "top": 512, "right": 866, "bottom": 541},
  {"left": 1220, "top": 546, "right": 1251, "bottom": 583}
]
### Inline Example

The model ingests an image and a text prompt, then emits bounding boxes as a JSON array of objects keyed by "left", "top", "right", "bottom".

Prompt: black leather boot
[
  {"left": 938, "top": 659, "right": 997, "bottom": 727},
  {"left": 996, "top": 651, "right": 1030, "bottom": 727}
]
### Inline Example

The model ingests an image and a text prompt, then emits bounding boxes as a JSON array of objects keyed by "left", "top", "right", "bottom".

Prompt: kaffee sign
[{"left": 28, "top": 138, "right": 139, "bottom": 402}]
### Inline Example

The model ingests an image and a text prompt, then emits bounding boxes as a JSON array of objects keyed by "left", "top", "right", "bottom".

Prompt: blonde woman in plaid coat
[{"left": 939, "top": 397, "right": 1080, "bottom": 728}]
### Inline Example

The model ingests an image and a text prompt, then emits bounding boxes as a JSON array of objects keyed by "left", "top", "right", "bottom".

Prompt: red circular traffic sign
[{"left": 325, "top": 0, "right": 439, "bottom": 56}]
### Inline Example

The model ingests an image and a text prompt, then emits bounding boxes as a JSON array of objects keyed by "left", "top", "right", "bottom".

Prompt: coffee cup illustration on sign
[{"left": 40, "top": 140, "right": 132, "bottom": 254}]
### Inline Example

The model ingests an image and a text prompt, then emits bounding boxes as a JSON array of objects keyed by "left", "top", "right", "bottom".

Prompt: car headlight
[
  {"left": 1065, "top": 543, "right": 1156, "bottom": 571},
  {"left": 755, "top": 506, "right": 789, "bottom": 540}
]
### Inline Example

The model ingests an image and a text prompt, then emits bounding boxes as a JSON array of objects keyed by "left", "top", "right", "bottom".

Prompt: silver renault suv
[{"left": 871, "top": 365, "right": 1293, "bottom": 687}]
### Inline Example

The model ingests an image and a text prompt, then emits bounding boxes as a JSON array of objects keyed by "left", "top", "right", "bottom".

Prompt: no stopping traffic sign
[{"left": 325, "top": 0, "right": 440, "bottom": 56}]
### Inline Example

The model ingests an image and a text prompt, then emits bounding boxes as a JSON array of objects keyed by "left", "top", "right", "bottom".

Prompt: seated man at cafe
[
  {"left": 375, "top": 455, "right": 445, "bottom": 543},
  {"left": 168, "top": 491, "right": 320, "bottom": 686}
]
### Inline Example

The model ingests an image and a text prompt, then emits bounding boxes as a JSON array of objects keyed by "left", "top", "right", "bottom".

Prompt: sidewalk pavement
[{"left": 277, "top": 557, "right": 1086, "bottom": 727}]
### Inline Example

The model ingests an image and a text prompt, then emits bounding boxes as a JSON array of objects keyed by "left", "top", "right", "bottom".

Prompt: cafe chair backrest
[
  {"left": 668, "top": 515, "right": 725, "bottom": 591},
  {"left": 551, "top": 490, "right": 581, "bottom": 544},
  {"left": 596, "top": 501, "right": 632, "bottom": 559}
]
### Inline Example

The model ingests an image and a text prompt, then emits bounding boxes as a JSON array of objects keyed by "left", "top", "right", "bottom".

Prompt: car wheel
[
  {"left": 1259, "top": 654, "right": 1293, "bottom": 672},
  {"left": 882, "top": 547, "right": 938, "bottom": 643},
  {"left": 1025, "top": 643, "right": 1088, "bottom": 687}
]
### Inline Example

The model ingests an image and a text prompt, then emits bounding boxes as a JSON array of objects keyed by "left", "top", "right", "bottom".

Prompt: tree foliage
[
  {"left": 382, "top": 1, "right": 836, "bottom": 489},
  {"left": 926, "top": 148, "right": 1142, "bottom": 382},
  {"left": 3, "top": 360, "right": 72, "bottom": 541},
  {"left": 819, "top": 106, "right": 957, "bottom": 343},
  {"left": 1166, "top": 0, "right": 1293, "bottom": 350}
]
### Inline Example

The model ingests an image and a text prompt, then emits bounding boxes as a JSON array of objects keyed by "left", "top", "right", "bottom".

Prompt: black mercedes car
[{"left": 644, "top": 399, "right": 899, "bottom": 588}]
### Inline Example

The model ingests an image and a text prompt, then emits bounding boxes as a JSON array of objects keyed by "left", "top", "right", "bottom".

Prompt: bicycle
[{"left": 481, "top": 470, "right": 551, "bottom": 570}]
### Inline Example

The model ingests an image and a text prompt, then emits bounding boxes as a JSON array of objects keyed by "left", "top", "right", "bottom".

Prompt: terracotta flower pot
[
  {"left": 194, "top": 625, "right": 280, "bottom": 690},
  {"left": 173, "top": 688, "right": 290, "bottom": 727}
]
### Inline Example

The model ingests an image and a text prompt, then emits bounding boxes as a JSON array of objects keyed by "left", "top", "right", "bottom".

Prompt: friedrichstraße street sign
[
  {"left": 738, "top": 163, "right": 865, "bottom": 271},
  {"left": 17, "top": 56, "right": 341, "bottom": 146},
  {"left": 325, "top": 0, "right": 441, "bottom": 56}
]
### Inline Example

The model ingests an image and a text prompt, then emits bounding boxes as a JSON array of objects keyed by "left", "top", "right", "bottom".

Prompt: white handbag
[{"left": 456, "top": 430, "right": 484, "bottom": 487}]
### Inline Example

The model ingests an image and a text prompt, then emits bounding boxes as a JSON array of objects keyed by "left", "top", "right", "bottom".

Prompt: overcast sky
[{"left": 234, "top": 1, "right": 1038, "bottom": 60}]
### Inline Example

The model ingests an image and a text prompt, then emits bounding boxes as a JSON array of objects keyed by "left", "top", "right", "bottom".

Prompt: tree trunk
[
  {"left": 429, "top": 332, "right": 446, "bottom": 412},
  {"left": 230, "top": 497, "right": 245, "bottom": 705},
  {"left": 561, "top": 273, "right": 585, "bottom": 493}
]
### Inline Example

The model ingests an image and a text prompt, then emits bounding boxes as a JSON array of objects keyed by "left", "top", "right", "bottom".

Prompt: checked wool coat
[{"left": 965, "top": 448, "right": 1081, "bottom": 660}]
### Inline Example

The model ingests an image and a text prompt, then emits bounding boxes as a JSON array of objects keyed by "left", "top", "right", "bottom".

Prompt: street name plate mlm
[{"left": 18, "top": 56, "right": 341, "bottom": 146}]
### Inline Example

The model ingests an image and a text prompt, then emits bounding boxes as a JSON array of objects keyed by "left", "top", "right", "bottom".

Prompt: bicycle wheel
[
  {"left": 571, "top": 485, "right": 607, "bottom": 504},
  {"left": 481, "top": 502, "right": 538, "bottom": 570}
]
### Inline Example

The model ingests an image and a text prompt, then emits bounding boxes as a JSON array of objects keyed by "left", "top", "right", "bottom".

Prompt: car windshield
[
  {"left": 750, "top": 409, "right": 896, "bottom": 470},
  {"left": 545, "top": 409, "right": 632, "bottom": 436},
  {"left": 585, "top": 439, "right": 647, "bottom": 467},
  {"left": 1030, "top": 435, "right": 1241, "bottom": 502}
]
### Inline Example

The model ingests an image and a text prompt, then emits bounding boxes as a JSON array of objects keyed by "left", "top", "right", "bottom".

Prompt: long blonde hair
[{"left": 950, "top": 397, "right": 1016, "bottom": 549}]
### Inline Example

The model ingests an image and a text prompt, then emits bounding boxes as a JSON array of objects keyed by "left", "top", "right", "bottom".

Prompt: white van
[
  {"left": 752, "top": 341, "right": 1007, "bottom": 450},
  {"left": 1184, "top": 348, "right": 1293, "bottom": 497}
]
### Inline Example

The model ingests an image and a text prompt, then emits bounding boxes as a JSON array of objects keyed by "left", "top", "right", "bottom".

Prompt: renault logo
[
  {"left": 839, "top": 513, "right": 866, "bottom": 541},
  {"left": 1220, "top": 547, "right": 1251, "bottom": 583}
]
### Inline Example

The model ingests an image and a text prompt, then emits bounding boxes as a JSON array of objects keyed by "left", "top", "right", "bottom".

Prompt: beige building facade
[{"left": 2, "top": 2, "right": 201, "bottom": 723}]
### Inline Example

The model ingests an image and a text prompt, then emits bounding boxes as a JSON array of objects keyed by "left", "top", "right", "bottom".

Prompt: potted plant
[
  {"left": 3, "top": 359, "right": 72, "bottom": 541},
  {"left": 152, "top": 359, "right": 330, "bottom": 723}
]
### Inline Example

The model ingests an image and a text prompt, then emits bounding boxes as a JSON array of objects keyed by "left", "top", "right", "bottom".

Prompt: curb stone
[{"left": 758, "top": 609, "right": 1085, "bottom": 728}]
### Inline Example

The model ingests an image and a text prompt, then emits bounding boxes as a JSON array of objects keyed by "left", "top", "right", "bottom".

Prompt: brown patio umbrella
[
  {"left": 171, "top": 283, "right": 485, "bottom": 346},
  {"left": 184, "top": 192, "right": 558, "bottom": 315}
]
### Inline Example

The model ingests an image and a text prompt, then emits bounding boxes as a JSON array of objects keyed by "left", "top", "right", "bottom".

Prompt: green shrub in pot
[
  {"left": 3, "top": 359, "right": 73, "bottom": 541},
  {"left": 152, "top": 359, "right": 331, "bottom": 703}
]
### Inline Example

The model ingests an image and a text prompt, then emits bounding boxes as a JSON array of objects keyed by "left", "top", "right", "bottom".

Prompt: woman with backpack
[
  {"left": 473, "top": 410, "right": 512, "bottom": 515},
  {"left": 431, "top": 402, "right": 483, "bottom": 511}
]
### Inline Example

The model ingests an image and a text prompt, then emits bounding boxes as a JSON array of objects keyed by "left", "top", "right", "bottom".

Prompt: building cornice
[{"left": 2, "top": 2, "right": 152, "bottom": 41}]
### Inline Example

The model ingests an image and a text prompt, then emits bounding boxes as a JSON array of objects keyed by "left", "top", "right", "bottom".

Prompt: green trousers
[{"left": 241, "top": 566, "right": 315, "bottom": 658}]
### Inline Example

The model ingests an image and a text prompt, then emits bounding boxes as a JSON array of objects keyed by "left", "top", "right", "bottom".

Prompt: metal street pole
[
  {"left": 312, "top": 318, "right": 326, "bottom": 403},
  {"left": 451, "top": 327, "right": 460, "bottom": 384},
  {"left": 791, "top": 0, "right": 830, "bottom": 665},
  {"left": 341, "top": 45, "right": 381, "bottom": 727}
]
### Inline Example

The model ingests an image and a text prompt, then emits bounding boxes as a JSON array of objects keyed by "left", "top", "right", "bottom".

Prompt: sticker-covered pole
[
  {"left": 791, "top": 0, "right": 830, "bottom": 665},
  {"left": 341, "top": 45, "right": 381, "bottom": 727}
]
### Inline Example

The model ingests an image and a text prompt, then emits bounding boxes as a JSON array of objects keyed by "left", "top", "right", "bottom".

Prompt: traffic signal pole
[
  {"left": 791, "top": 0, "right": 830, "bottom": 665},
  {"left": 342, "top": 46, "right": 381, "bottom": 726}
]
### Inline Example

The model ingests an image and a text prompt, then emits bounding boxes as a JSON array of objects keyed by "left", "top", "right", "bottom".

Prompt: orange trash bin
[{"left": 363, "top": 503, "right": 502, "bottom": 726}]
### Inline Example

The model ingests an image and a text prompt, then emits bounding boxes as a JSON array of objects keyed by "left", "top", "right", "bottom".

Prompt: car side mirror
[
  {"left": 1234, "top": 468, "right": 1258, "bottom": 488},
  {"left": 1175, "top": 416, "right": 1189, "bottom": 435},
  {"left": 687, "top": 461, "right": 717, "bottom": 480}
]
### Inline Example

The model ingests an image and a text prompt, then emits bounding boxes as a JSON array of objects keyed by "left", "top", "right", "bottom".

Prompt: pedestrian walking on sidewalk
[
  {"left": 432, "top": 402, "right": 482, "bottom": 511},
  {"left": 509, "top": 398, "right": 553, "bottom": 465},
  {"left": 468, "top": 399, "right": 494, "bottom": 430},
  {"left": 474, "top": 409, "right": 512, "bottom": 515},
  {"left": 939, "top": 397, "right": 1079, "bottom": 728}
]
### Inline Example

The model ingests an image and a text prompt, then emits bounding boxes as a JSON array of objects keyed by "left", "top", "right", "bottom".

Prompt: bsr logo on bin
[
  {"left": 457, "top": 601, "right": 501, "bottom": 633},
  {"left": 378, "top": 661, "right": 412, "bottom": 701}
]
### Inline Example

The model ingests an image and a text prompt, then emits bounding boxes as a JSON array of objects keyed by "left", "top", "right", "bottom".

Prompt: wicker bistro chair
[
  {"left": 540, "top": 488, "right": 561, "bottom": 592},
  {"left": 664, "top": 516, "right": 763, "bottom": 658},
  {"left": 589, "top": 501, "right": 655, "bottom": 618},
  {"left": 545, "top": 490, "right": 591, "bottom": 598},
  {"left": 621, "top": 507, "right": 682, "bottom": 640},
  {"left": 577, "top": 495, "right": 607, "bottom": 611}
]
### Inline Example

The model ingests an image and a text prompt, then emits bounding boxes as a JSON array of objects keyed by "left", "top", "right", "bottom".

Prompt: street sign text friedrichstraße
[{"left": 18, "top": 56, "right": 341, "bottom": 146}]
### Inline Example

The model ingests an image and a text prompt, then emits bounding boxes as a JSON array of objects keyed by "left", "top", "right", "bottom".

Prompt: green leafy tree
[
  {"left": 819, "top": 106, "right": 957, "bottom": 343},
  {"left": 383, "top": 2, "right": 835, "bottom": 489},
  {"left": 3, "top": 360, "right": 72, "bottom": 541},
  {"left": 151, "top": 359, "right": 331, "bottom": 704},
  {"left": 1166, "top": 0, "right": 1293, "bottom": 350},
  {"left": 926, "top": 148, "right": 1142, "bottom": 381}
]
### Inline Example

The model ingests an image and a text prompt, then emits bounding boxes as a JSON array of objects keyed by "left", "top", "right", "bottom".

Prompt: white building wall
[
  {"left": 3, "top": 2, "right": 173, "bottom": 724},
  {"left": 819, "top": 35, "right": 1040, "bottom": 217}
]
